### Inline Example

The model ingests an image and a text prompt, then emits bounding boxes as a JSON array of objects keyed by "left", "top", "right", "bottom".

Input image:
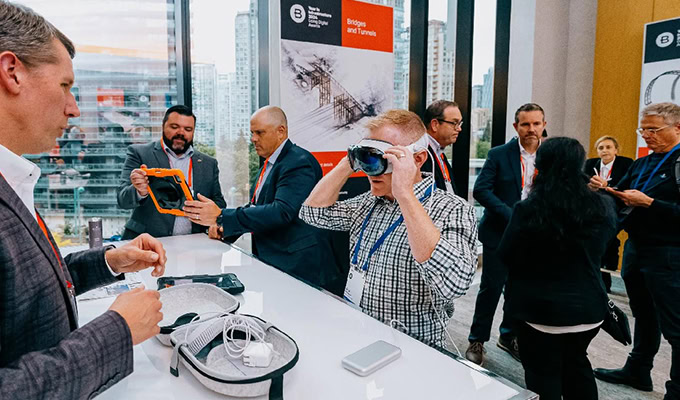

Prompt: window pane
[
  {"left": 469, "top": 0, "right": 496, "bottom": 206},
  {"left": 190, "top": 0, "right": 258, "bottom": 212},
  {"left": 365, "top": 0, "right": 410, "bottom": 109},
  {"left": 21, "top": 0, "right": 180, "bottom": 243}
]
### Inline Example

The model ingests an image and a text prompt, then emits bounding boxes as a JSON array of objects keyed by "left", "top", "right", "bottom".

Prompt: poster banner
[
  {"left": 638, "top": 17, "right": 680, "bottom": 158},
  {"left": 280, "top": 0, "right": 394, "bottom": 175}
]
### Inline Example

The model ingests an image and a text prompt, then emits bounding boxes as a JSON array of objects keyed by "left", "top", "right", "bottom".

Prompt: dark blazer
[
  {"left": 117, "top": 141, "right": 226, "bottom": 239},
  {"left": 498, "top": 196, "right": 617, "bottom": 326},
  {"left": 584, "top": 156, "right": 634, "bottom": 188},
  {"left": 0, "top": 177, "right": 133, "bottom": 399},
  {"left": 473, "top": 138, "right": 523, "bottom": 247},
  {"left": 220, "top": 140, "right": 340, "bottom": 289},
  {"left": 426, "top": 145, "right": 458, "bottom": 196}
]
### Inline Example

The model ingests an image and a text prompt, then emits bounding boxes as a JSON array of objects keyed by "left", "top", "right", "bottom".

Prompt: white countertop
[{"left": 74, "top": 234, "right": 535, "bottom": 400}]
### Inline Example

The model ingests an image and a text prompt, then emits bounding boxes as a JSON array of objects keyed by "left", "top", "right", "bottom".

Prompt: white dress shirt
[
  {"left": 600, "top": 158, "right": 614, "bottom": 179},
  {"left": 519, "top": 140, "right": 537, "bottom": 200},
  {"left": 0, "top": 144, "right": 41, "bottom": 219},
  {"left": 426, "top": 134, "right": 454, "bottom": 193}
]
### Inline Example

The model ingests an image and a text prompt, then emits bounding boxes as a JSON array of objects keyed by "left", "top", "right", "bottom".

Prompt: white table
[{"left": 74, "top": 234, "right": 536, "bottom": 400}]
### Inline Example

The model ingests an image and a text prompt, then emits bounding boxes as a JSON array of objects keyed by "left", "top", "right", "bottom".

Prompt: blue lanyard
[
  {"left": 351, "top": 186, "right": 433, "bottom": 272},
  {"left": 633, "top": 142, "right": 680, "bottom": 192}
]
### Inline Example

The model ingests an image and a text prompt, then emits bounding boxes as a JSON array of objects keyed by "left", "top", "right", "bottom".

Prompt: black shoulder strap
[{"left": 269, "top": 375, "right": 284, "bottom": 400}]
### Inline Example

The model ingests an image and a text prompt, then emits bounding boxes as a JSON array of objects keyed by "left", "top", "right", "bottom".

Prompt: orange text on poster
[{"left": 341, "top": 0, "right": 393, "bottom": 53}]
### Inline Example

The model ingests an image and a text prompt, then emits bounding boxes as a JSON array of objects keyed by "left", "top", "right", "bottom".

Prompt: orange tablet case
[{"left": 142, "top": 168, "right": 194, "bottom": 217}]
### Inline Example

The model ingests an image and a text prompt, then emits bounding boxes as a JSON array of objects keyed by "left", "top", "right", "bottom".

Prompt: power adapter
[{"left": 242, "top": 341, "right": 273, "bottom": 368}]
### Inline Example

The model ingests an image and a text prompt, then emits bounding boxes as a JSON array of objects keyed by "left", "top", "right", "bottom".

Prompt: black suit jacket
[
  {"left": 426, "top": 145, "right": 458, "bottom": 196},
  {"left": 498, "top": 196, "right": 616, "bottom": 326},
  {"left": 117, "top": 141, "right": 226, "bottom": 239},
  {"left": 584, "top": 156, "right": 634, "bottom": 188},
  {"left": 0, "top": 176, "right": 133, "bottom": 399},
  {"left": 474, "top": 138, "right": 523, "bottom": 247},
  {"left": 220, "top": 140, "right": 341, "bottom": 289}
]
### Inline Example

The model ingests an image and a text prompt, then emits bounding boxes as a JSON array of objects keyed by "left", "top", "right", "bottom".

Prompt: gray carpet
[{"left": 445, "top": 268, "right": 671, "bottom": 400}]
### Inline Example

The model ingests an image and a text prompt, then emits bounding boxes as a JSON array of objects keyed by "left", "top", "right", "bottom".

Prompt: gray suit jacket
[
  {"left": 117, "top": 141, "right": 226, "bottom": 239},
  {"left": 0, "top": 176, "right": 133, "bottom": 399}
]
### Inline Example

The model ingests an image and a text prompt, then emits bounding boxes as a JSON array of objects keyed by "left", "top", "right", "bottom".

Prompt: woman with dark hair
[{"left": 498, "top": 137, "right": 617, "bottom": 400}]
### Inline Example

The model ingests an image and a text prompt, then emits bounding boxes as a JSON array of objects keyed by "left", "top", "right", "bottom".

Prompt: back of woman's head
[
  {"left": 525, "top": 137, "right": 606, "bottom": 241},
  {"left": 534, "top": 137, "right": 585, "bottom": 184}
]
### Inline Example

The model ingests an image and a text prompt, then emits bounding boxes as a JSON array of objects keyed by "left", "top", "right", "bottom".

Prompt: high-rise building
[
  {"left": 191, "top": 63, "right": 217, "bottom": 146},
  {"left": 28, "top": 50, "right": 178, "bottom": 238},
  {"left": 216, "top": 73, "right": 233, "bottom": 142},
  {"left": 233, "top": 9, "right": 256, "bottom": 137},
  {"left": 481, "top": 67, "right": 494, "bottom": 109},
  {"left": 471, "top": 84, "right": 483, "bottom": 109},
  {"left": 426, "top": 20, "right": 455, "bottom": 105}
]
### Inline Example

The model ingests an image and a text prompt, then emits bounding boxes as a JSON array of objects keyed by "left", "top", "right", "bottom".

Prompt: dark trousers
[
  {"left": 601, "top": 235, "right": 621, "bottom": 292},
  {"left": 622, "top": 241, "right": 680, "bottom": 400},
  {"left": 468, "top": 245, "right": 516, "bottom": 343},
  {"left": 518, "top": 322, "right": 600, "bottom": 400}
]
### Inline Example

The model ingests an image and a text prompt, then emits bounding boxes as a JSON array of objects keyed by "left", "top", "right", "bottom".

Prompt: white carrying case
[
  {"left": 157, "top": 283, "right": 299, "bottom": 399},
  {"left": 157, "top": 283, "right": 240, "bottom": 346}
]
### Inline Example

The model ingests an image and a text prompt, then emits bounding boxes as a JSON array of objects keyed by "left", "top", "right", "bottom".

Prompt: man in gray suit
[
  {"left": 117, "top": 105, "right": 226, "bottom": 239},
  {"left": 0, "top": 3, "right": 167, "bottom": 398}
]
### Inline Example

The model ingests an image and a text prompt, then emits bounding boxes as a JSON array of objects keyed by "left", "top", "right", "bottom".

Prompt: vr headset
[{"left": 347, "top": 135, "right": 429, "bottom": 176}]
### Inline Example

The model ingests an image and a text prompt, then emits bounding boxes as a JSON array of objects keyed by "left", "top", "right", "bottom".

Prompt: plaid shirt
[{"left": 300, "top": 177, "right": 477, "bottom": 347}]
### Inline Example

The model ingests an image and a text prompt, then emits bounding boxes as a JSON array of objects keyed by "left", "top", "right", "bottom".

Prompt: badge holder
[{"left": 142, "top": 168, "right": 194, "bottom": 217}]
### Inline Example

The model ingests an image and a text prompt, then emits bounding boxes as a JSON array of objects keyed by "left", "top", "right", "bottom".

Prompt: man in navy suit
[
  {"left": 184, "top": 106, "right": 342, "bottom": 292},
  {"left": 465, "top": 103, "right": 547, "bottom": 366},
  {"left": 423, "top": 100, "right": 461, "bottom": 195}
]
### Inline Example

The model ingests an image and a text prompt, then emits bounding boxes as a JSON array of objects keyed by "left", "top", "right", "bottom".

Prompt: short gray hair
[
  {"left": 641, "top": 102, "right": 680, "bottom": 126},
  {"left": 0, "top": 1, "right": 75, "bottom": 68}
]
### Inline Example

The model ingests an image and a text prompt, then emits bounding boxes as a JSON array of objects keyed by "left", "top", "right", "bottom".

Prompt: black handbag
[{"left": 602, "top": 299, "right": 632, "bottom": 345}]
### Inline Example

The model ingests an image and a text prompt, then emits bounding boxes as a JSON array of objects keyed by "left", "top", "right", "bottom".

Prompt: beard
[{"left": 163, "top": 134, "right": 193, "bottom": 155}]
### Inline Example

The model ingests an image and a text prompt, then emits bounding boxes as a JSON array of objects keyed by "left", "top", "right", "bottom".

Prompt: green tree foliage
[
  {"left": 194, "top": 143, "right": 216, "bottom": 157},
  {"left": 476, "top": 140, "right": 491, "bottom": 159}
]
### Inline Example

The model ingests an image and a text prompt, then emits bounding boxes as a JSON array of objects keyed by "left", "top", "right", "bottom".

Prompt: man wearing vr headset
[{"left": 300, "top": 109, "right": 478, "bottom": 348}]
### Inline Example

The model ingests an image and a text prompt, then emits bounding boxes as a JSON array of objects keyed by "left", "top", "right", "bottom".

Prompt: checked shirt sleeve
[
  {"left": 299, "top": 193, "right": 368, "bottom": 231},
  {"left": 415, "top": 198, "right": 478, "bottom": 301}
]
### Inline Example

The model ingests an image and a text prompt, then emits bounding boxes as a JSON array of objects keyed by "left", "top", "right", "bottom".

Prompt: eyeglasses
[
  {"left": 636, "top": 125, "right": 669, "bottom": 136},
  {"left": 437, "top": 119, "right": 464, "bottom": 129}
]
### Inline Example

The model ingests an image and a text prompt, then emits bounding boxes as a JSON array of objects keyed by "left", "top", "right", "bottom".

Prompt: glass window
[
  {"left": 469, "top": 0, "right": 496, "bottom": 207},
  {"left": 190, "top": 0, "right": 259, "bottom": 251},
  {"left": 21, "top": 0, "right": 180, "bottom": 244}
]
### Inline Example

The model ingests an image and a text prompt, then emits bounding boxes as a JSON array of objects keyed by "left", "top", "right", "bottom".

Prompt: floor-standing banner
[
  {"left": 280, "top": 0, "right": 394, "bottom": 176},
  {"left": 638, "top": 17, "right": 680, "bottom": 157}
]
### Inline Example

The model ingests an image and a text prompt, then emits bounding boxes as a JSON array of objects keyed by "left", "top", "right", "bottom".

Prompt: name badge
[{"left": 343, "top": 265, "right": 365, "bottom": 309}]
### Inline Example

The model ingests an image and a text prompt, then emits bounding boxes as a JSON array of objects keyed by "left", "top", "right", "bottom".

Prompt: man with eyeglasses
[
  {"left": 299, "top": 109, "right": 477, "bottom": 348},
  {"left": 592, "top": 102, "right": 680, "bottom": 399},
  {"left": 465, "top": 102, "right": 547, "bottom": 366},
  {"left": 423, "top": 100, "right": 463, "bottom": 195}
]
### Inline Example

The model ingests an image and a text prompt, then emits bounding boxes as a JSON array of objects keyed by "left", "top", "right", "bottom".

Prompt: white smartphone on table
[{"left": 341, "top": 340, "right": 402, "bottom": 377}]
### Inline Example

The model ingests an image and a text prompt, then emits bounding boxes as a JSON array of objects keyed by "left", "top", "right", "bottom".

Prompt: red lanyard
[
  {"left": 520, "top": 154, "right": 538, "bottom": 189},
  {"left": 160, "top": 140, "right": 193, "bottom": 187},
  {"left": 600, "top": 163, "right": 613, "bottom": 179},
  {"left": 435, "top": 153, "right": 451, "bottom": 182},
  {"left": 36, "top": 211, "right": 73, "bottom": 289},
  {"left": 251, "top": 157, "right": 271, "bottom": 203}
]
